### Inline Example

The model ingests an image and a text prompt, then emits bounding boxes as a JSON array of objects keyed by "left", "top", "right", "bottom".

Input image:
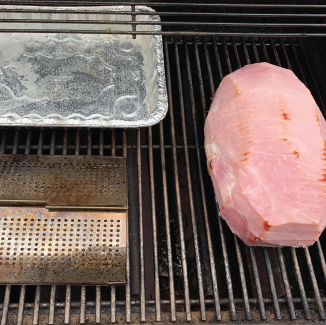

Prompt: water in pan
[{"left": 0, "top": 33, "right": 148, "bottom": 123}]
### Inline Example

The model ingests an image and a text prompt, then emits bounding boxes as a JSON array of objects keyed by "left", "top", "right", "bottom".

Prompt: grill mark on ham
[
  {"left": 263, "top": 221, "right": 272, "bottom": 231},
  {"left": 282, "top": 112, "right": 290, "bottom": 120}
]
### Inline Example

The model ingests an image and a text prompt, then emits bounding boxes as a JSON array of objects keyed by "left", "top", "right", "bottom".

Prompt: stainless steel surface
[
  {"left": 64, "top": 285, "right": 71, "bottom": 325},
  {"left": 0, "top": 154, "right": 127, "bottom": 208},
  {"left": 32, "top": 285, "right": 40, "bottom": 325},
  {"left": 80, "top": 285, "right": 86, "bottom": 324},
  {"left": 16, "top": 285, "right": 25, "bottom": 325},
  {"left": 0, "top": 5, "right": 168, "bottom": 128},
  {"left": 0, "top": 207, "right": 127, "bottom": 284},
  {"left": 48, "top": 285, "right": 55, "bottom": 325},
  {"left": 0, "top": 35, "right": 326, "bottom": 324}
]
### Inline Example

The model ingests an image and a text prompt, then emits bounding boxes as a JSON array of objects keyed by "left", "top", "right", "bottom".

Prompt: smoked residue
[
  {"left": 282, "top": 112, "right": 290, "bottom": 120},
  {"left": 318, "top": 174, "right": 326, "bottom": 182},
  {"left": 208, "top": 160, "right": 213, "bottom": 170}
]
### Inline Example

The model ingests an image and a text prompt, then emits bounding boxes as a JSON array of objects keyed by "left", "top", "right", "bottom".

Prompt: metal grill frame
[{"left": 0, "top": 1, "right": 325, "bottom": 324}]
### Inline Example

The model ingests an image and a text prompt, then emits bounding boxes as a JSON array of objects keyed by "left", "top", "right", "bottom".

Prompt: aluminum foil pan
[{"left": 0, "top": 6, "right": 167, "bottom": 128}]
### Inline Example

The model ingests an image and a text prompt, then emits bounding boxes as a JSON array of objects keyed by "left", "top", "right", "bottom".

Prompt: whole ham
[{"left": 204, "top": 62, "right": 326, "bottom": 247}]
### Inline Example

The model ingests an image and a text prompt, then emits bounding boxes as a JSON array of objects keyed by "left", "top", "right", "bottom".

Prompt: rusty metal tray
[
  {"left": 0, "top": 154, "right": 127, "bottom": 208},
  {"left": 0, "top": 207, "right": 126, "bottom": 284}
]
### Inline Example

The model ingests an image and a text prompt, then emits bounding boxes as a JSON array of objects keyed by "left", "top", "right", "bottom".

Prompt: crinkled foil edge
[{"left": 0, "top": 5, "right": 168, "bottom": 128}]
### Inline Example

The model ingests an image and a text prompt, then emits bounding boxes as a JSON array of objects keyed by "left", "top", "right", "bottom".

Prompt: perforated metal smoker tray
[
  {"left": 0, "top": 154, "right": 127, "bottom": 208},
  {"left": 0, "top": 208, "right": 126, "bottom": 284},
  {"left": 0, "top": 154, "right": 127, "bottom": 284}
]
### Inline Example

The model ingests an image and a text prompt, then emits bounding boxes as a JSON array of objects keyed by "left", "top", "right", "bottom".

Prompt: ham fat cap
[{"left": 204, "top": 62, "right": 326, "bottom": 247}]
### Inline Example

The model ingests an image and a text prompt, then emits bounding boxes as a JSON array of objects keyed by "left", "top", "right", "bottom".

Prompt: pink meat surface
[{"left": 204, "top": 62, "right": 326, "bottom": 247}]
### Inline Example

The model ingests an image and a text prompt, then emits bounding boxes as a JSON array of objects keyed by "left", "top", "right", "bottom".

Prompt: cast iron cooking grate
[{"left": 0, "top": 36, "right": 325, "bottom": 324}]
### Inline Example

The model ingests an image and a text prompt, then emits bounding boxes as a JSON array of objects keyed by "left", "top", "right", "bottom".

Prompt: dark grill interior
[{"left": 1, "top": 1, "right": 326, "bottom": 324}]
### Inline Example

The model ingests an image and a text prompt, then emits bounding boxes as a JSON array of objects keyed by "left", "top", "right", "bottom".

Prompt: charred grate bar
[{"left": 0, "top": 36, "right": 326, "bottom": 324}]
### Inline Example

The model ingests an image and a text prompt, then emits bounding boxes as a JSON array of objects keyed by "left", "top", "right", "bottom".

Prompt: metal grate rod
[
  {"left": 95, "top": 286, "right": 101, "bottom": 324},
  {"left": 64, "top": 285, "right": 71, "bottom": 324},
  {"left": 33, "top": 285, "right": 41, "bottom": 325},
  {"left": 62, "top": 129, "right": 67, "bottom": 155},
  {"left": 48, "top": 285, "right": 56, "bottom": 325},
  {"left": 249, "top": 247, "right": 267, "bottom": 320},
  {"left": 0, "top": 129, "right": 6, "bottom": 154},
  {"left": 212, "top": 38, "right": 224, "bottom": 84},
  {"left": 37, "top": 130, "right": 43, "bottom": 155},
  {"left": 17, "top": 285, "right": 26, "bottom": 325},
  {"left": 234, "top": 236, "right": 252, "bottom": 320},
  {"left": 75, "top": 130, "right": 80, "bottom": 156},
  {"left": 50, "top": 130, "right": 55, "bottom": 155},
  {"left": 80, "top": 285, "right": 86, "bottom": 324},
  {"left": 159, "top": 120, "right": 177, "bottom": 321},
  {"left": 137, "top": 129, "right": 146, "bottom": 322},
  {"left": 203, "top": 38, "right": 216, "bottom": 96},
  {"left": 0, "top": 285, "right": 10, "bottom": 325},
  {"left": 316, "top": 241, "right": 326, "bottom": 282},
  {"left": 25, "top": 130, "right": 32, "bottom": 155},
  {"left": 291, "top": 247, "right": 312, "bottom": 319},
  {"left": 123, "top": 129, "right": 131, "bottom": 323},
  {"left": 166, "top": 38, "right": 192, "bottom": 322},
  {"left": 174, "top": 38, "right": 206, "bottom": 321},
  {"left": 218, "top": 216, "right": 237, "bottom": 319},
  {"left": 193, "top": 37, "right": 222, "bottom": 321},
  {"left": 148, "top": 126, "right": 161, "bottom": 322},
  {"left": 262, "top": 248, "right": 281, "bottom": 319},
  {"left": 12, "top": 128, "right": 19, "bottom": 154},
  {"left": 161, "top": 39, "right": 177, "bottom": 322},
  {"left": 304, "top": 248, "right": 326, "bottom": 319},
  {"left": 277, "top": 248, "right": 296, "bottom": 319},
  {"left": 111, "top": 285, "right": 117, "bottom": 323}
]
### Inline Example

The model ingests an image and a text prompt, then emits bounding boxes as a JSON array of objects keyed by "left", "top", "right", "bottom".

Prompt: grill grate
[
  {"left": 0, "top": 36, "right": 326, "bottom": 324},
  {"left": 0, "top": 1, "right": 326, "bottom": 36}
]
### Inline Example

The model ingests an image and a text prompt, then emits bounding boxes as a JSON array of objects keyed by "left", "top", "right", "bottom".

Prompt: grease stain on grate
[
  {"left": 0, "top": 207, "right": 126, "bottom": 284},
  {"left": 0, "top": 154, "right": 127, "bottom": 207}
]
